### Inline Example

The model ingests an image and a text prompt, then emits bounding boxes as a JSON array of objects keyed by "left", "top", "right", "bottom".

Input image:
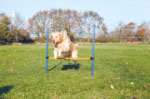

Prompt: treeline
[
  {"left": 28, "top": 9, "right": 106, "bottom": 42},
  {"left": 0, "top": 8, "right": 150, "bottom": 44},
  {"left": 0, "top": 13, "right": 33, "bottom": 44},
  {"left": 98, "top": 21, "right": 150, "bottom": 43}
]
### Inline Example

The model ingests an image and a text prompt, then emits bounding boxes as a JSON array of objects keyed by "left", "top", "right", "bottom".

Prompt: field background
[{"left": 0, "top": 43, "right": 150, "bottom": 99}]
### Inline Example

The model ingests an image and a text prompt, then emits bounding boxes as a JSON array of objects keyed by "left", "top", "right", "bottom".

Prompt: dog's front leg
[
  {"left": 58, "top": 49, "right": 62, "bottom": 57},
  {"left": 72, "top": 50, "right": 78, "bottom": 65},
  {"left": 54, "top": 48, "right": 58, "bottom": 59}
]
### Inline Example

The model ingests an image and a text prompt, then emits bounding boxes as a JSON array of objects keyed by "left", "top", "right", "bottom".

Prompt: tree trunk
[{"left": 88, "top": 24, "right": 90, "bottom": 43}]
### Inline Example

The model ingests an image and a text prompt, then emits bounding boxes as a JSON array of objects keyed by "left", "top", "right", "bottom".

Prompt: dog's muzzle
[{"left": 53, "top": 40, "right": 58, "bottom": 46}]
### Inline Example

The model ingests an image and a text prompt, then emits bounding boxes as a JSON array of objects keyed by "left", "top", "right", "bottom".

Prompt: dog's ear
[
  {"left": 49, "top": 34, "right": 53, "bottom": 40},
  {"left": 59, "top": 33, "right": 63, "bottom": 42}
]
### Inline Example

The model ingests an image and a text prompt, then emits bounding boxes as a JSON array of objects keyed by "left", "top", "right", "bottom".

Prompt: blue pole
[
  {"left": 46, "top": 28, "right": 49, "bottom": 72},
  {"left": 92, "top": 25, "right": 95, "bottom": 76}
]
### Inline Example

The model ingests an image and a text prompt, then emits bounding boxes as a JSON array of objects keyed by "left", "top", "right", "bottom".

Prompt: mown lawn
[{"left": 0, "top": 43, "right": 150, "bottom": 99}]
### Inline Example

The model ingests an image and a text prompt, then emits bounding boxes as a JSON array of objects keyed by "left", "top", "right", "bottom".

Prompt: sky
[{"left": 0, "top": 0, "right": 150, "bottom": 31}]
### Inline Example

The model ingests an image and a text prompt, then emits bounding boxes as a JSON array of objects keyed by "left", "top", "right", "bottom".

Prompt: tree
[
  {"left": 137, "top": 22, "right": 150, "bottom": 42},
  {"left": 63, "top": 9, "right": 82, "bottom": 41},
  {"left": 11, "top": 12, "right": 25, "bottom": 42},
  {"left": 82, "top": 11, "right": 103, "bottom": 42},
  {"left": 49, "top": 9, "right": 81, "bottom": 41},
  {"left": 124, "top": 22, "right": 136, "bottom": 41},
  {"left": 29, "top": 9, "right": 82, "bottom": 41},
  {"left": 17, "top": 28, "right": 34, "bottom": 43},
  {"left": 28, "top": 10, "right": 50, "bottom": 37},
  {"left": 0, "top": 13, "right": 13, "bottom": 44},
  {"left": 29, "top": 9, "right": 105, "bottom": 42},
  {"left": 101, "top": 23, "right": 108, "bottom": 34},
  {"left": 110, "top": 22, "right": 136, "bottom": 42},
  {"left": 116, "top": 21, "right": 126, "bottom": 42},
  {"left": 49, "top": 9, "right": 65, "bottom": 32}
]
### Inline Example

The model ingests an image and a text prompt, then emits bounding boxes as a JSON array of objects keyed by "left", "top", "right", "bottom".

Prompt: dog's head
[{"left": 49, "top": 32, "right": 64, "bottom": 45}]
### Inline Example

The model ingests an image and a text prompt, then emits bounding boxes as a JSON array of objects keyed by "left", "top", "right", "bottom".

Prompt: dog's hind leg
[
  {"left": 68, "top": 59, "right": 71, "bottom": 65},
  {"left": 54, "top": 48, "right": 58, "bottom": 59},
  {"left": 67, "top": 55, "right": 71, "bottom": 65},
  {"left": 74, "top": 60, "right": 77, "bottom": 65},
  {"left": 72, "top": 50, "right": 78, "bottom": 65},
  {"left": 63, "top": 54, "right": 71, "bottom": 65}
]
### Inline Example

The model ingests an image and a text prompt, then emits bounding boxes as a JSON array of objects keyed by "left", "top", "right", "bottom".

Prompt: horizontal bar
[{"left": 49, "top": 57, "right": 91, "bottom": 60}]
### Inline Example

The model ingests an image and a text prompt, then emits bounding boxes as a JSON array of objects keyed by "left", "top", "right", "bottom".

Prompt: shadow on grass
[
  {"left": 0, "top": 85, "right": 14, "bottom": 97},
  {"left": 61, "top": 64, "right": 80, "bottom": 70},
  {"left": 49, "top": 61, "right": 64, "bottom": 71}
]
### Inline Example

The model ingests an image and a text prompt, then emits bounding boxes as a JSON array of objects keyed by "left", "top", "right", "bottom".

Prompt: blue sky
[{"left": 0, "top": 0, "right": 150, "bottom": 31}]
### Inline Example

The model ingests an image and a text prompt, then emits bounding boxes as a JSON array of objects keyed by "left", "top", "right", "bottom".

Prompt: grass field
[{"left": 0, "top": 43, "right": 150, "bottom": 99}]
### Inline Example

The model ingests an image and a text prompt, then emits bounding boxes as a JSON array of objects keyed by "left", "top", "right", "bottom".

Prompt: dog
[{"left": 49, "top": 32, "right": 78, "bottom": 64}]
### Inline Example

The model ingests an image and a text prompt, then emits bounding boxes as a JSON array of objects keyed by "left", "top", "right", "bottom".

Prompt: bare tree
[
  {"left": 11, "top": 12, "right": 24, "bottom": 42},
  {"left": 48, "top": 9, "right": 82, "bottom": 41},
  {"left": 28, "top": 10, "right": 50, "bottom": 37},
  {"left": 82, "top": 11, "right": 104, "bottom": 42},
  {"left": 137, "top": 22, "right": 150, "bottom": 42},
  {"left": 28, "top": 9, "right": 105, "bottom": 42}
]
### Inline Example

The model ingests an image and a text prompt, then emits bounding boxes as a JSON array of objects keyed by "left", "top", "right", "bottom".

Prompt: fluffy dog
[{"left": 49, "top": 32, "right": 78, "bottom": 64}]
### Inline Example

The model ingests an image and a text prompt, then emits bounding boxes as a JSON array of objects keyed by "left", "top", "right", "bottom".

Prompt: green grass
[{"left": 0, "top": 43, "right": 150, "bottom": 99}]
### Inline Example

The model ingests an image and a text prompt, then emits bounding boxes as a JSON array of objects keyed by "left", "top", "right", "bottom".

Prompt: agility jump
[
  {"left": 46, "top": 25, "right": 95, "bottom": 76},
  {"left": 48, "top": 57, "right": 92, "bottom": 60}
]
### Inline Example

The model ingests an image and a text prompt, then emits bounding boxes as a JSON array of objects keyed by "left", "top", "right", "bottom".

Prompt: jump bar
[{"left": 49, "top": 57, "right": 91, "bottom": 60}]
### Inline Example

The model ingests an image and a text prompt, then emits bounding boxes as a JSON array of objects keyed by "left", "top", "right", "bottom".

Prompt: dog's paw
[
  {"left": 54, "top": 56, "right": 57, "bottom": 59},
  {"left": 74, "top": 60, "right": 77, "bottom": 65},
  {"left": 58, "top": 53, "right": 61, "bottom": 57}
]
